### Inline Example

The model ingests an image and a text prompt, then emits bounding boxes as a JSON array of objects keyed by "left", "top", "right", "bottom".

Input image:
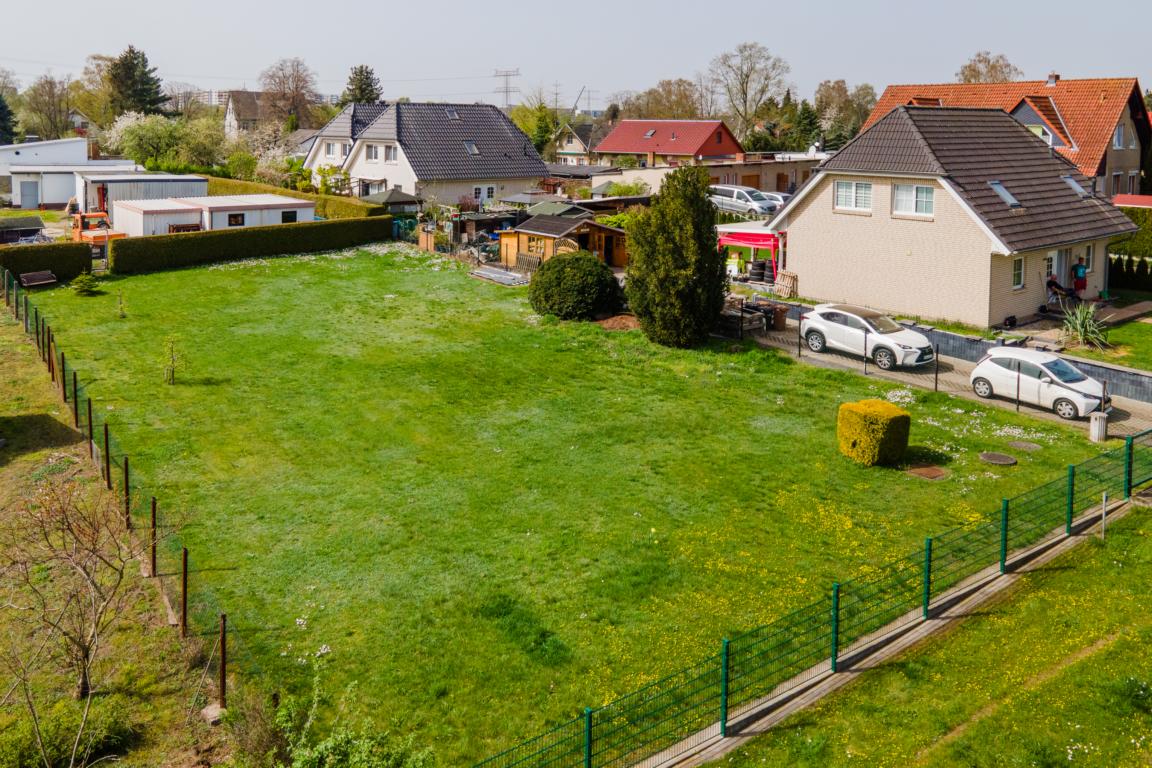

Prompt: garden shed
[
  {"left": 0, "top": 215, "right": 45, "bottom": 244},
  {"left": 498, "top": 214, "right": 627, "bottom": 268}
]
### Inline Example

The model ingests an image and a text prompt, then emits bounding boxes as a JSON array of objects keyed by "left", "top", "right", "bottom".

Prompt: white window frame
[
  {"left": 892, "top": 183, "right": 934, "bottom": 217},
  {"left": 365, "top": 144, "right": 379, "bottom": 162},
  {"left": 834, "top": 180, "right": 872, "bottom": 212},
  {"left": 486, "top": 186, "right": 495, "bottom": 200},
  {"left": 1011, "top": 256, "right": 1025, "bottom": 289},
  {"left": 1028, "top": 124, "right": 1053, "bottom": 146},
  {"left": 1114, "top": 125, "right": 1124, "bottom": 149},
  {"left": 384, "top": 145, "right": 398, "bottom": 163},
  {"left": 1044, "top": 252, "right": 1054, "bottom": 277},
  {"left": 473, "top": 186, "right": 482, "bottom": 200},
  {"left": 1085, "top": 244, "right": 1094, "bottom": 273},
  {"left": 324, "top": 142, "right": 336, "bottom": 158}
]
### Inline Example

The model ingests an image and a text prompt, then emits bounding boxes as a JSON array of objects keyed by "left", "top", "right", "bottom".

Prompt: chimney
[{"left": 1046, "top": 72, "right": 1060, "bottom": 87}]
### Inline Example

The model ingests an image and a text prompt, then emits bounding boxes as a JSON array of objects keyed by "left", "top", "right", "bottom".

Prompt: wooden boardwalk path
[{"left": 638, "top": 496, "right": 1143, "bottom": 768}]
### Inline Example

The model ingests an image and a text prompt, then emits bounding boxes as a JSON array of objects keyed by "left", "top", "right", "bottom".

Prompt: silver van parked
[{"left": 708, "top": 185, "right": 778, "bottom": 216}]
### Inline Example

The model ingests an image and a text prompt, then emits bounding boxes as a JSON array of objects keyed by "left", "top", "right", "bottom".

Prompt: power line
[{"left": 493, "top": 68, "right": 520, "bottom": 109}]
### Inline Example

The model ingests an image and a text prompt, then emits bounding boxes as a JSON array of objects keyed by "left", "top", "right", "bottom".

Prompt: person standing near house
[{"left": 1070, "top": 257, "right": 1089, "bottom": 298}]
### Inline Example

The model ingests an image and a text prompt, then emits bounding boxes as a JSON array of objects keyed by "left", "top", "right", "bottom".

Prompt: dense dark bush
[
  {"left": 110, "top": 217, "right": 393, "bottom": 275},
  {"left": 529, "top": 251, "right": 623, "bottom": 320},
  {"left": 0, "top": 242, "right": 91, "bottom": 283},
  {"left": 205, "top": 177, "right": 387, "bottom": 219}
]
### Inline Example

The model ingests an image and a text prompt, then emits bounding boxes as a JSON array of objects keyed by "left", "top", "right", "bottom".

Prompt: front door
[{"left": 19, "top": 181, "right": 38, "bottom": 209}]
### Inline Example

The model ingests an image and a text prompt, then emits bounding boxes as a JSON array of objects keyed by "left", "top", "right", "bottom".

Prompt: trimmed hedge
[
  {"left": 1110, "top": 206, "right": 1152, "bottom": 259},
  {"left": 109, "top": 217, "right": 393, "bottom": 275},
  {"left": 1110, "top": 254, "right": 1152, "bottom": 292},
  {"left": 529, "top": 251, "right": 623, "bottom": 320},
  {"left": 836, "top": 399, "right": 911, "bottom": 467},
  {"left": 0, "top": 242, "right": 91, "bottom": 282},
  {"left": 205, "top": 177, "right": 388, "bottom": 219}
]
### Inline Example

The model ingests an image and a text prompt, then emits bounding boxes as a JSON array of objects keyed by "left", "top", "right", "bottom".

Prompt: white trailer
[{"left": 111, "top": 199, "right": 203, "bottom": 237}]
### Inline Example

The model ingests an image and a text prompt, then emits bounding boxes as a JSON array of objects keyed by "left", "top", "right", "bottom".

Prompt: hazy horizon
[{"left": 4, "top": 0, "right": 1151, "bottom": 110}]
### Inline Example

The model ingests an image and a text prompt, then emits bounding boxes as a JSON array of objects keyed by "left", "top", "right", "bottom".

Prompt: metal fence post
[
  {"left": 999, "top": 499, "right": 1010, "bottom": 573},
  {"left": 1066, "top": 464, "right": 1076, "bottom": 536},
  {"left": 797, "top": 319, "right": 802, "bottom": 357},
  {"left": 103, "top": 424, "right": 111, "bottom": 490},
  {"left": 720, "top": 638, "right": 730, "bottom": 737},
  {"left": 922, "top": 538, "right": 933, "bottom": 619},
  {"left": 863, "top": 329, "right": 869, "bottom": 375},
  {"left": 830, "top": 582, "right": 841, "bottom": 672},
  {"left": 1124, "top": 436, "right": 1134, "bottom": 499},
  {"left": 86, "top": 399, "right": 94, "bottom": 459},
  {"left": 934, "top": 344, "right": 940, "bottom": 392},
  {"left": 583, "top": 707, "right": 593, "bottom": 768},
  {"left": 60, "top": 352, "right": 67, "bottom": 400},
  {"left": 123, "top": 456, "right": 131, "bottom": 529},
  {"left": 150, "top": 497, "right": 157, "bottom": 578},
  {"left": 72, "top": 372, "right": 79, "bottom": 427}
]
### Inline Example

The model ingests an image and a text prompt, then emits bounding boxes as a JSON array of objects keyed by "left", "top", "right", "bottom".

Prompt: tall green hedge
[
  {"left": 109, "top": 217, "right": 393, "bottom": 275},
  {"left": 0, "top": 242, "right": 91, "bottom": 282},
  {"left": 1109, "top": 206, "right": 1152, "bottom": 259},
  {"left": 205, "top": 177, "right": 387, "bottom": 219}
]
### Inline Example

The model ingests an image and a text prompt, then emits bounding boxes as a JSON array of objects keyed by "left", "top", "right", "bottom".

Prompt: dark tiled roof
[
  {"left": 393, "top": 103, "right": 547, "bottom": 181},
  {"left": 822, "top": 106, "right": 1137, "bottom": 253},
  {"left": 516, "top": 214, "right": 585, "bottom": 237},
  {"left": 226, "top": 91, "right": 271, "bottom": 122},
  {"left": 351, "top": 103, "right": 389, "bottom": 140},
  {"left": 360, "top": 188, "right": 422, "bottom": 205},
  {"left": 0, "top": 216, "right": 45, "bottom": 231}
]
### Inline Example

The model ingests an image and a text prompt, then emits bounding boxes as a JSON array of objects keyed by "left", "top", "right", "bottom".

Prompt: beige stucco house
[{"left": 768, "top": 106, "right": 1137, "bottom": 328}]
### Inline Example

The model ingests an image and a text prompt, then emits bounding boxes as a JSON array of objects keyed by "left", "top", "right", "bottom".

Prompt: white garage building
[
  {"left": 112, "top": 194, "right": 316, "bottom": 236},
  {"left": 78, "top": 173, "right": 208, "bottom": 220},
  {"left": 10, "top": 163, "right": 140, "bottom": 208}
]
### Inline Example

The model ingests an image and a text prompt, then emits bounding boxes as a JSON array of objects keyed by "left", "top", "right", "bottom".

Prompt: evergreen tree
[
  {"left": 625, "top": 166, "right": 727, "bottom": 348},
  {"left": 0, "top": 92, "right": 14, "bottom": 144},
  {"left": 530, "top": 103, "right": 557, "bottom": 154},
  {"left": 108, "top": 46, "right": 166, "bottom": 116},
  {"left": 339, "top": 65, "right": 383, "bottom": 106},
  {"left": 793, "top": 101, "right": 821, "bottom": 150}
]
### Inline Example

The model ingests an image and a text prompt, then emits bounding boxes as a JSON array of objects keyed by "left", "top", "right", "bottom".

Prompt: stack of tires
[{"left": 747, "top": 260, "right": 766, "bottom": 282}]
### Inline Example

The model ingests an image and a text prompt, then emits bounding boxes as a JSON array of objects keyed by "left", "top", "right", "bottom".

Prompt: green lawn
[
  {"left": 28, "top": 244, "right": 1111, "bottom": 764},
  {"left": 709, "top": 508, "right": 1152, "bottom": 768},
  {"left": 0, "top": 207, "right": 63, "bottom": 223},
  {"left": 1067, "top": 319, "right": 1152, "bottom": 372}
]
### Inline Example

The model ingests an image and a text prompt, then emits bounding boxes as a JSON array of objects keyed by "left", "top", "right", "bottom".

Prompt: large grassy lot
[
  {"left": 30, "top": 244, "right": 1110, "bottom": 763},
  {"left": 709, "top": 507, "right": 1152, "bottom": 768}
]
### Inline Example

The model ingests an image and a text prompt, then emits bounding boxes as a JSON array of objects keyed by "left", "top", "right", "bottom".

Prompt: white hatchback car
[
  {"left": 800, "top": 304, "right": 935, "bottom": 370},
  {"left": 969, "top": 347, "right": 1109, "bottom": 420}
]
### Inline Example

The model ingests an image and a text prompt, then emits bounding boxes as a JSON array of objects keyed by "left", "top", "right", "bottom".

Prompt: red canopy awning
[{"left": 718, "top": 232, "right": 778, "bottom": 249}]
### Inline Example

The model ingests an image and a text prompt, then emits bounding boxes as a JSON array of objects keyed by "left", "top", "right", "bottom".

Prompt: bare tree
[
  {"left": 20, "top": 74, "right": 74, "bottom": 139},
  {"left": 0, "top": 66, "right": 19, "bottom": 103},
  {"left": 956, "top": 51, "right": 1025, "bottom": 83},
  {"left": 260, "top": 57, "right": 320, "bottom": 129},
  {"left": 618, "top": 79, "right": 709, "bottom": 120},
  {"left": 693, "top": 71, "right": 720, "bottom": 118},
  {"left": 164, "top": 80, "right": 209, "bottom": 118},
  {"left": 709, "top": 42, "right": 790, "bottom": 140}
]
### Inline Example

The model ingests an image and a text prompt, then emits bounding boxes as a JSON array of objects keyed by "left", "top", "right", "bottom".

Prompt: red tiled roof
[
  {"left": 1113, "top": 194, "right": 1152, "bottom": 209},
  {"left": 1020, "top": 95, "right": 1073, "bottom": 147},
  {"left": 863, "top": 78, "right": 1148, "bottom": 177},
  {"left": 592, "top": 120, "right": 743, "bottom": 156}
]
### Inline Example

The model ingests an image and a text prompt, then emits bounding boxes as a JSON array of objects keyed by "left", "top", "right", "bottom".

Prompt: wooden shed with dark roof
[
  {"left": 498, "top": 214, "right": 627, "bottom": 269},
  {"left": 767, "top": 106, "right": 1137, "bottom": 328}
]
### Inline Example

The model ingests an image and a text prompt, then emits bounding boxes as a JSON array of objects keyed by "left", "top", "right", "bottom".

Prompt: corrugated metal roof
[{"left": 81, "top": 173, "right": 203, "bottom": 182}]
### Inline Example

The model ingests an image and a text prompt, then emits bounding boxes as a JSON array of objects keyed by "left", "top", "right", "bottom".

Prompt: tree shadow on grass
[
  {"left": 0, "top": 413, "right": 82, "bottom": 468},
  {"left": 176, "top": 376, "right": 232, "bottom": 387},
  {"left": 903, "top": 445, "right": 954, "bottom": 467}
]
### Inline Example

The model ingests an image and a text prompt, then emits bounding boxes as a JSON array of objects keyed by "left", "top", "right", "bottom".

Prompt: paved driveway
[{"left": 756, "top": 320, "right": 1152, "bottom": 437}]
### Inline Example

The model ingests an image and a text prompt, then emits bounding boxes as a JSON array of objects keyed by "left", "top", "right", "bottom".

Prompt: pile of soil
[{"left": 597, "top": 315, "right": 641, "bottom": 331}]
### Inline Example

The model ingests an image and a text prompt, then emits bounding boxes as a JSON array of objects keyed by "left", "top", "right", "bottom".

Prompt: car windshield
[
  {"left": 863, "top": 314, "right": 904, "bottom": 334},
  {"left": 746, "top": 190, "right": 769, "bottom": 201},
  {"left": 1042, "top": 358, "right": 1087, "bottom": 384}
]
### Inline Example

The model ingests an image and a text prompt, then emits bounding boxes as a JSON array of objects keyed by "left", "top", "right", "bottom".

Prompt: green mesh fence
[
  {"left": 1073, "top": 449, "right": 1127, "bottom": 511},
  {"left": 473, "top": 716, "right": 585, "bottom": 768},
  {"left": 1005, "top": 477, "right": 1068, "bottom": 552},
  {"left": 837, "top": 551, "right": 923, "bottom": 649},
  {"left": 927, "top": 519, "right": 1001, "bottom": 598},
  {"left": 1133, "top": 432, "right": 1152, "bottom": 488},
  {"left": 727, "top": 598, "right": 830, "bottom": 712},
  {"left": 591, "top": 653, "right": 723, "bottom": 768}
]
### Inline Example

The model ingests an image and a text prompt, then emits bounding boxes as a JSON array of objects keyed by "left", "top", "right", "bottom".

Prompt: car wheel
[
  {"left": 972, "top": 377, "right": 994, "bottom": 399},
  {"left": 1053, "top": 398, "right": 1079, "bottom": 420},
  {"left": 805, "top": 330, "right": 826, "bottom": 353},
  {"left": 873, "top": 347, "right": 896, "bottom": 370}
]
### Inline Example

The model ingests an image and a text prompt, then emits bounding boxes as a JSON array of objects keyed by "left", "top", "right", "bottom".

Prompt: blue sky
[{"left": 3, "top": 0, "right": 1150, "bottom": 108}]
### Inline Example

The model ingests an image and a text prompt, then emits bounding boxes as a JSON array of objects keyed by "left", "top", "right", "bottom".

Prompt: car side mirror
[{"left": 1040, "top": 376, "right": 1052, "bottom": 384}]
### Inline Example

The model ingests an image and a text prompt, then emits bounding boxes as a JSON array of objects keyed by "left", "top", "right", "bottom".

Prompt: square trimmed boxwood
[
  {"left": 0, "top": 242, "right": 91, "bottom": 282},
  {"left": 837, "top": 399, "right": 911, "bottom": 466},
  {"left": 109, "top": 217, "right": 393, "bottom": 275}
]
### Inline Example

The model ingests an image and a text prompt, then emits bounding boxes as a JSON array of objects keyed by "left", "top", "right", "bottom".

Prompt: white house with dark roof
[
  {"left": 303, "top": 102, "right": 547, "bottom": 205},
  {"left": 768, "top": 106, "right": 1137, "bottom": 327}
]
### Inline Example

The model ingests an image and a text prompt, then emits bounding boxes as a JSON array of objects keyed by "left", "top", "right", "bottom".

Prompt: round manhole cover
[
  {"left": 1007, "top": 441, "right": 1042, "bottom": 453},
  {"left": 906, "top": 464, "right": 949, "bottom": 481},
  {"left": 980, "top": 452, "right": 1018, "bottom": 466}
]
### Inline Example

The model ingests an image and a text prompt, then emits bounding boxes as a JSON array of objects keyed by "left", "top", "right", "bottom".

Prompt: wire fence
[
  {"left": 3, "top": 267, "right": 233, "bottom": 712},
  {"left": 476, "top": 426, "right": 1152, "bottom": 767},
  {"left": 6, "top": 268, "right": 1152, "bottom": 767}
]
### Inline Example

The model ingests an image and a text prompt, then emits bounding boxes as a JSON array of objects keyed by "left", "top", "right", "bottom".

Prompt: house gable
[{"left": 592, "top": 120, "right": 744, "bottom": 159}]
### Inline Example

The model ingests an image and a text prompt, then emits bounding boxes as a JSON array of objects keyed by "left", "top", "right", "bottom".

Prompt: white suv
[
  {"left": 969, "top": 347, "right": 1109, "bottom": 419},
  {"left": 800, "top": 304, "right": 935, "bottom": 370}
]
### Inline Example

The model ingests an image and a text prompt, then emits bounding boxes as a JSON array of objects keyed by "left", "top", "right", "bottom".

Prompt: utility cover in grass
[{"left": 837, "top": 399, "right": 911, "bottom": 466}]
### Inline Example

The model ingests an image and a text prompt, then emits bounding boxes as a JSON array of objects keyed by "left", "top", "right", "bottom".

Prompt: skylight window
[
  {"left": 445, "top": 108, "right": 460, "bottom": 120},
  {"left": 643, "top": 129, "right": 656, "bottom": 138},
  {"left": 1062, "top": 175, "right": 1090, "bottom": 198},
  {"left": 988, "top": 181, "right": 1021, "bottom": 208},
  {"left": 464, "top": 141, "right": 480, "bottom": 156}
]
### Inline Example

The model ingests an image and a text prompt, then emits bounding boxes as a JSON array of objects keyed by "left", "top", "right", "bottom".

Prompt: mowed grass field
[
  {"left": 30, "top": 244, "right": 1109, "bottom": 763},
  {"left": 709, "top": 508, "right": 1152, "bottom": 768}
]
